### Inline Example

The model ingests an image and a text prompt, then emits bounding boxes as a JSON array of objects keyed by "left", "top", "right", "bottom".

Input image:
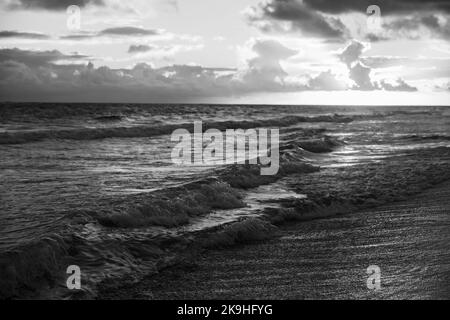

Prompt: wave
[
  {"left": 350, "top": 109, "right": 444, "bottom": 121},
  {"left": 0, "top": 231, "right": 71, "bottom": 299},
  {"left": 381, "top": 110, "right": 440, "bottom": 117},
  {"left": 97, "top": 181, "right": 245, "bottom": 228},
  {"left": 0, "top": 114, "right": 353, "bottom": 145},
  {"left": 0, "top": 120, "right": 334, "bottom": 299},
  {"left": 0, "top": 222, "right": 171, "bottom": 299},
  {"left": 283, "top": 136, "right": 342, "bottom": 153},
  {"left": 94, "top": 115, "right": 124, "bottom": 122},
  {"left": 399, "top": 134, "right": 450, "bottom": 141},
  {"left": 199, "top": 218, "right": 280, "bottom": 248},
  {"left": 0, "top": 148, "right": 319, "bottom": 298},
  {"left": 97, "top": 161, "right": 320, "bottom": 229},
  {"left": 148, "top": 146, "right": 450, "bottom": 255},
  {"left": 3, "top": 145, "right": 450, "bottom": 299}
]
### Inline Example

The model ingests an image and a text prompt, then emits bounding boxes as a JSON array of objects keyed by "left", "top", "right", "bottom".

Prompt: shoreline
[{"left": 98, "top": 179, "right": 450, "bottom": 300}]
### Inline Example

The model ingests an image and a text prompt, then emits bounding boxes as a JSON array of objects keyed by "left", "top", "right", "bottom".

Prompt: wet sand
[{"left": 101, "top": 180, "right": 450, "bottom": 300}]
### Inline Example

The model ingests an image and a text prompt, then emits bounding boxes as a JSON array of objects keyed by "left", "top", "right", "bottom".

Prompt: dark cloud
[
  {"left": 7, "top": 0, "right": 103, "bottom": 11},
  {"left": 247, "top": 0, "right": 450, "bottom": 40},
  {"left": 60, "top": 34, "right": 94, "bottom": 40},
  {"left": 0, "top": 48, "right": 88, "bottom": 66},
  {"left": 246, "top": 0, "right": 348, "bottom": 39},
  {"left": 302, "top": 0, "right": 450, "bottom": 15},
  {"left": 0, "top": 60, "right": 233, "bottom": 102},
  {"left": 60, "top": 27, "right": 161, "bottom": 40},
  {"left": 0, "top": 44, "right": 302, "bottom": 102},
  {"left": 381, "top": 14, "right": 450, "bottom": 40},
  {"left": 100, "top": 27, "right": 160, "bottom": 36},
  {"left": 128, "top": 45, "right": 153, "bottom": 54},
  {"left": 0, "top": 30, "right": 50, "bottom": 39}
]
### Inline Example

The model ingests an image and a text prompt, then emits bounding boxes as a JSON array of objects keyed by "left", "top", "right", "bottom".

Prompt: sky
[{"left": 0, "top": 0, "right": 449, "bottom": 105}]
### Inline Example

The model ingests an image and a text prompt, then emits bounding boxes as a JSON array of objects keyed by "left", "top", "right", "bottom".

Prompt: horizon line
[{"left": 1, "top": 101, "right": 449, "bottom": 107}]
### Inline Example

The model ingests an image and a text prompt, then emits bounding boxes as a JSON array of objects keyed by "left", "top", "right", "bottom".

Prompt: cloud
[
  {"left": 308, "top": 70, "right": 348, "bottom": 90},
  {"left": 358, "top": 55, "right": 450, "bottom": 84},
  {"left": 0, "top": 44, "right": 302, "bottom": 102},
  {"left": 338, "top": 40, "right": 417, "bottom": 91},
  {"left": 349, "top": 61, "right": 376, "bottom": 90},
  {"left": 301, "top": 0, "right": 450, "bottom": 15},
  {"left": 240, "top": 39, "right": 300, "bottom": 90},
  {"left": 246, "top": 0, "right": 348, "bottom": 39},
  {"left": 380, "top": 78, "right": 417, "bottom": 91},
  {"left": 0, "top": 38, "right": 423, "bottom": 102},
  {"left": 99, "top": 27, "right": 160, "bottom": 36},
  {"left": 378, "top": 13, "right": 450, "bottom": 40},
  {"left": 128, "top": 45, "right": 153, "bottom": 54},
  {"left": 59, "top": 34, "right": 95, "bottom": 40},
  {"left": 339, "top": 40, "right": 366, "bottom": 67},
  {"left": 247, "top": 0, "right": 450, "bottom": 41},
  {"left": 0, "top": 61, "right": 232, "bottom": 101},
  {"left": 126, "top": 44, "right": 203, "bottom": 59},
  {"left": 347, "top": 61, "right": 418, "bottom": 91},
  {"left": 60, "top": 27, "right": 161, "bottom": 40},
  {"left": 338, "top": 40, "right": 375, "bottom": 89},
  {"left": 251, "top": 39, "right": 298, "bottom": 59},
  {"left": 6, "top": 0, "right": 104, "bottom": 11},
  {"left": 0, "top": 48, "right": 88, "bottom": 66},
  {"left": 0, "top": 30, "right": 50, "bottom": 39}
]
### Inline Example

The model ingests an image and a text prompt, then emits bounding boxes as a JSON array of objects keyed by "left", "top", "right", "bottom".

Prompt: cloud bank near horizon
[{"left": 0, "top": 38, "right": 424, "bottom": 102}]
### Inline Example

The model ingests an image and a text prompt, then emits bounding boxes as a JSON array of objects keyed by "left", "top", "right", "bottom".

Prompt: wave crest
[{"left": 0, "top": 114, "right": 352, "bottom": 144}]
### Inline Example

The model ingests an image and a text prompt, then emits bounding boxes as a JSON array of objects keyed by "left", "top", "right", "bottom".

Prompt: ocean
[{"left": 0, "top": 103, "right": 449, "bottom": 298}]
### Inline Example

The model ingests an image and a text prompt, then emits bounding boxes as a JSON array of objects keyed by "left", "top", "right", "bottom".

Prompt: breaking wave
[
  {"left": 5, "top": 143, "right": 450, "bottom": 300},
  {"left": 0, "top": 148, "right": 320, "bottom": 298}
]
